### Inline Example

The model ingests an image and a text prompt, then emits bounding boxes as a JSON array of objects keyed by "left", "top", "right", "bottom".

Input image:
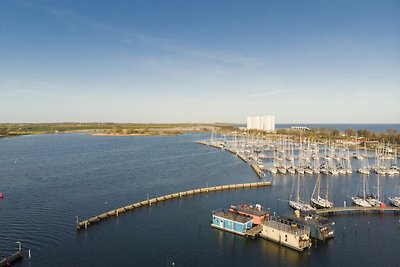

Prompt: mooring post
[
  {"left": 85, "top": 221, "right": 87, "bottom": 229},
  {"left": 146, "top": 194, "right": 151, "bottom": 206},
  {"left": 28, "top": 249, "right": 31, "bottom": 260},
  {"left": 206, "top": 183, "right": 209, "bottom": 193},
  {"left": 76, "top": 216, "right": 79, "bottom": 226},
  {"left": 116, "top": 210, "right": 119, "bottom": 216}
]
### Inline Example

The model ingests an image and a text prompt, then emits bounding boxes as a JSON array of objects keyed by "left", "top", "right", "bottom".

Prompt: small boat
[
  {"left": 257, "top": 159, "right": 265, "bottom": 170},
  {"left": 329, "top": 168, "right": 339, "bottom": 175},
  {"left": 304, "top": 167, "right": 313, "bottom": 175},
  {"left": 388, "top": 197, "right": 400, "bottom": 207},
  {"left": 352, "top": 175, "right": 371, "bottom": 207},
  {"left": 289, "top": 200, "right": 316, "bottom": 212},
  {"left": 297, "top": 167, "right": 305, "bottom": 175},
  {"left": 351, "top": 196, "right": 372, "bottom": 207},
  {"left": 357, "top": 168, "right": 370, "bottom": 175},
  {"left": 269, "top": 166, "right": 278, "bottom": 174},
  {"left": 287, "top": 166, "right": 296, "bottom": 175},
  {"left": 365, "top": 195, "right": 384, "bottom": 207},
  {"left": 320, "top": 165, "right": 328, "bottom": 174},
  {"left": 278, "top": 165, "right": 287, "bottom": 174},
  {"left": 310, "top": 176, "right": 333, "bottom": 208},
  {"left": 289, "top": 174, "right": 316, "bottom": 212}
]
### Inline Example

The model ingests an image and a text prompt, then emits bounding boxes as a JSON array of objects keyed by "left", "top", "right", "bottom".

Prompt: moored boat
[{"left": 388, "top": 197, "right": 400, "bottom": 207}]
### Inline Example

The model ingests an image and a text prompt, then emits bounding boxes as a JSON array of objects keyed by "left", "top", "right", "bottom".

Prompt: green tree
[{"left": 345, "top": 128, "right": 356, "bottom": 137}]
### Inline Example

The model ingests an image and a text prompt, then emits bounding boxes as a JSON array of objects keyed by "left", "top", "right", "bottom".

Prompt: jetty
[
  {"left": 315, "top": 206, "right": 400, "bottom": 216},
  {"left": 76, "top": 181, "right": 272, "bottom": 230},
  {"left": 196, "top": 141, "right": 265, "bottom": 178}
]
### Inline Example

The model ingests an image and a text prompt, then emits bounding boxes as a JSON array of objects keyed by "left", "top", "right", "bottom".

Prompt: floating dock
[
  {"left": 196, "top": 140, "right": 267, "bottom": 177},
  {"left": 251, "top": 163, "right": 264, "bottom": 178},
  {"left": 315, "top": 206, "right": 400, "bottom": 216},
  {"left": 76, "top": 181, "right": 272, "bottom": 230}
]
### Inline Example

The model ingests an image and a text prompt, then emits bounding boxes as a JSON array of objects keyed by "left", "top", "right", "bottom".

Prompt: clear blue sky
[{"left": 1, "top": 0, "right": 399, "bottom": 123}]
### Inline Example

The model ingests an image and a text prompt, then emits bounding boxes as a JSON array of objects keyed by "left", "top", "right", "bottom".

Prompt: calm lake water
[{"left": 1, "top": 132, "right": 400, "bottom": 266}]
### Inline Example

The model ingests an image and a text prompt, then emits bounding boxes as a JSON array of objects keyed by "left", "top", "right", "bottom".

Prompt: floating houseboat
[
  {"left": 281, "top": 211, "right": 335, "bottom": 241},
  {"left": 260, "top": 216, "right": 312, "bottom": 251},
  {"left": 211, "top": 204, "right": 312, "bottom": 251},
  {"left": 229, "top": 204, "right": 269, "bottom": 225},
  {"left": 211, "top": 210, "right": 262, "bottom": 237}
]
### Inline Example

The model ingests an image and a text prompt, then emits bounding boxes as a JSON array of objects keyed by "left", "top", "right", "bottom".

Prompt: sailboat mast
[{"left": 297, "top": 174, "right": 300, "bottom": 202}]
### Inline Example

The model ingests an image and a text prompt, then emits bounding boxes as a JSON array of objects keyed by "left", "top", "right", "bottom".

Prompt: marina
[
  {"left": 197, "top": 132, "right": 400, "bottom": 210},
  {"left": 1, "top": 131, "right": 400, "bottom": 266},
  {"left": 198, "top": 132, "right": 399, "bottom": 178}
]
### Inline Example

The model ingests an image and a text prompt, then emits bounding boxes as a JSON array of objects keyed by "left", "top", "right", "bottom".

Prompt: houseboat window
[{"left": 285, "top": 235, "right": 288, "bottom": 242}]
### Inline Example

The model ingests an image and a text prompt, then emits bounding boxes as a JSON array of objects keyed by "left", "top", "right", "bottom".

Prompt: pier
[
  {"left": 76, "top": 181, "right": 272, "bottom": 230},
  {"left": 196, "top": 141, "right": 265, "bottom": 178},
  {"left": 315, "top": 206, "right": 400, "bottom": 216}
]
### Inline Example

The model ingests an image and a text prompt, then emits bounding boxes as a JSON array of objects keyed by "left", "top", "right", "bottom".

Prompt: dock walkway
[
  {"left": 315, "top": 206, "right": 400, "bottom": 216},
  {"left": 245, "top": 224, "right": 263, "bottom": 238},
  {"left": 76, "top": 181, "right": 272, "bottom": 230},
  {"left": 196, "top": 141, "right": 265, "bottom": 178}
]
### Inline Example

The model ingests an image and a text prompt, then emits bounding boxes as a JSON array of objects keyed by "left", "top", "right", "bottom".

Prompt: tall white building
[{"left": 246, "top": 115, "right": 275, "bottom": 132}]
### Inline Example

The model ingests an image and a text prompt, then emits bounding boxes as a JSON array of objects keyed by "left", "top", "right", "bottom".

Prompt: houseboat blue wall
[
  {"left": 212, "top": 216, "right": 223, "bottom": 228},
  {"left": 212, "top": 215, "right": 253, "bottom": 235},
  {"left": 224, "top": 219, "right": 233, "bottom": 230},
  {"left": 233, "top": 222, "right": 245, "bottom": 233}
]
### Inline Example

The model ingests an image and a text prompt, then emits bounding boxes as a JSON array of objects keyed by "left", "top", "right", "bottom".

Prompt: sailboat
[
  {"left": 268, "top": 149, "right": 278, "bottom": 174},
  {"left": 365, "top": 174, "right": 385, "bottom": 207},
  {"left": 311, "top": 176, "right": 333, "bottom": 208},
  {"left": 351, "top": 175, "right": 372, "bottom": 207},
  {"left": 289, "top": 174, "right": 316, "bottom": 212},
  {"left": 388, "top": 196, "right": 400, "bottom": 207},
  {"left": 344, "top": 148, "right": 353, "bottom": 174},
  {"left": 287, "top": 144, "right": 296, "bottom": 174},
  {"left": 357, "top": 143, "right": 370, "bottom": 175}
]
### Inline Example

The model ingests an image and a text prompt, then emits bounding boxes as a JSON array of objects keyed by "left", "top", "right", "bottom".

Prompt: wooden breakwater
[
  {"left": 315, "top": 206, "right": 400, "bottom": 216},
  {"left": 76, "top": 181, "right": 272, "bottom": 230}
]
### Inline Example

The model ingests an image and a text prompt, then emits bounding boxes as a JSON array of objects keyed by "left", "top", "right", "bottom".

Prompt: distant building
[
  {"left": 246, "top": 115, "right": 275, "bottom": 132},
  {"left": 291, "top": 126, "right": 310, "bottom": 132}
]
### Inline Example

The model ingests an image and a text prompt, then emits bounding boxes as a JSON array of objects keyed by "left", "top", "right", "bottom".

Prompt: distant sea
[{"left": 276, "top": 124, "right": 400, "bottom": 132}]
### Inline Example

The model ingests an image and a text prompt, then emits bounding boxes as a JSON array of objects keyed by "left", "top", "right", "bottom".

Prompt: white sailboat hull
[
  {"left": 311, "top": 197, "right": 333, "bottom": 209},
  {"left": 289, "top": 200, "right": 316, "bottom": 212},
  {"left": 351, "top": 196, "right": 372, "bottom": 207}
]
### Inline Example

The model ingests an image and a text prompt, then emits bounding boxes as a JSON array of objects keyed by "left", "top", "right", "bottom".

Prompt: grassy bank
[{"left": 0, "top": 123, "right": 234, "bottom": 138}]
